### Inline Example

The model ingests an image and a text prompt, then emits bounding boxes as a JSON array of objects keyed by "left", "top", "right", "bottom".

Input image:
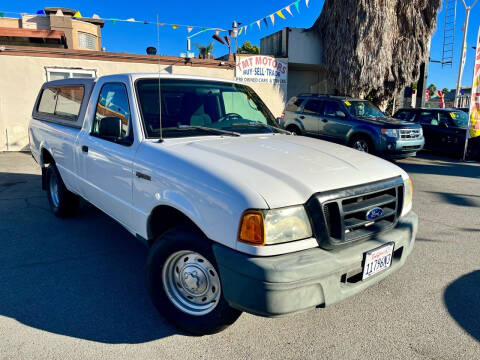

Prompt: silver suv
[{"left": 280, "top": 94, "right": 425, "bottom": 158}]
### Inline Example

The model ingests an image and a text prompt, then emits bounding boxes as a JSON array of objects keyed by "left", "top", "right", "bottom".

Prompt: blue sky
[{"left": 3, "top": 0, "right": 480, "bottom": 90}]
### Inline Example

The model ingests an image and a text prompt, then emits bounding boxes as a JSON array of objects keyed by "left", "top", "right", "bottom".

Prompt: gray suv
[{"left": 280, "top": 94, "right": 425, "bottom": 158}]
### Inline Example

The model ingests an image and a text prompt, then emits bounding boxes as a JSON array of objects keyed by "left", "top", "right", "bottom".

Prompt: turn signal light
[{"left": 238, "top": 210, "right": 265, "bottom": 245}]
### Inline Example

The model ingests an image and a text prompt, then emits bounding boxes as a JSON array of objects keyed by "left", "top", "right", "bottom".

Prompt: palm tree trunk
[{"left": 313, "top": 0, "right": 442, "bottom": 106}]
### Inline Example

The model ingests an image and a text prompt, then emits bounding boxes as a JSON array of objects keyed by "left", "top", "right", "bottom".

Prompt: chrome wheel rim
[
  {"left": 353, "top": 140, "right": 369, "bottom": 153},
  {"left": 49, "top": 173, "right": 60, "bottom": 207},
  {"left": 162, "top": 250, "right": 221, "bottom": 316}
]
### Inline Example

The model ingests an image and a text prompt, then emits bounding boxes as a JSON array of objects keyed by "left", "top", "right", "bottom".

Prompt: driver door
[{"left": 77, "top": 82, "right": 137, "bottom": 230}]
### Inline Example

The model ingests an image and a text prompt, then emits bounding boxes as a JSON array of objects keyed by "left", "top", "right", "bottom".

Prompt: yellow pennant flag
[
  {"left": 276, "top": 10, "right": 286, "bottom": 19},
  {"left": 238, "top": 26, "right": 243, "bottom": 35},
  {"left": 172, "top": 24, "right": 179, "bottom": 30},
  {"left": 73, "top": 11, "right": 82, "bottom": 18}
]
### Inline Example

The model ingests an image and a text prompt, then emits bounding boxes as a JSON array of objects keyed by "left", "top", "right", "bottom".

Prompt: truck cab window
[{"left": 92, "top": 83, "right": 132, "bottom": 145}]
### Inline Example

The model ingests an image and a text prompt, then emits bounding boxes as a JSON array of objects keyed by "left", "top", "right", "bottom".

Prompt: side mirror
[
  {"left": 98, "top": 117, "right": 122, "bottom": 139},
  {"left": 439, "top": 121, "right": 448, "bottom": 128},
  {"left": 335, "top": 111, "right": 346, "bottom": 118}
]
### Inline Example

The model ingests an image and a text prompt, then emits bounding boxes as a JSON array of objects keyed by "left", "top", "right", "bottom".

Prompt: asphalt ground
[{"left": 0, "top": 152, "right": 479, "bottom": 359}]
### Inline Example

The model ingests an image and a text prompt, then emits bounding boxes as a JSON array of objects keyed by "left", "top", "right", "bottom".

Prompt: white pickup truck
[{"left": 29, "top": 73, "right": 418, "bottom": 335}]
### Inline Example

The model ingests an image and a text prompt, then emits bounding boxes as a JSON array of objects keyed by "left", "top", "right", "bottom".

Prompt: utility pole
[{"left": 455, "top": 0, "right": 478, "bottom": 107}]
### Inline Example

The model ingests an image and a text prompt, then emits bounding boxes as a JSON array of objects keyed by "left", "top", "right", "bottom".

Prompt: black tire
[
  {"left": 45, "top": 163, "right": 79, "bottom": 217},
  {"left": 286, "top": 125, "right": 302, "bottom": 135},
  {"left": 146, "top": 225, "right": 242, "bottom": 335},
  {"left": 349, "top": 135, "right": 375, "bottom": 154}
]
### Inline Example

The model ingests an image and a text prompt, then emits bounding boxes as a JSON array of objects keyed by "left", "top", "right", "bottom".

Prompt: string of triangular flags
[
  {"left": 0, "top": 9, "right": 227, "bottom": 34},
  {"left": 237, "top": 0, "right": 311, "bottom": 36}
]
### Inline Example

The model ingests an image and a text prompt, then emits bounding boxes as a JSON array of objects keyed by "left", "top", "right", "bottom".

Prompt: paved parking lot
[{"left": 0, "top": 152, "right": 479, "bottom": 359}]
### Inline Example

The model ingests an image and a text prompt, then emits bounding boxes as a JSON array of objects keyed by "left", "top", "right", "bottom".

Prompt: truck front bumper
[{"left": 213, "top": 211, "right": 417, "bottom": 317}]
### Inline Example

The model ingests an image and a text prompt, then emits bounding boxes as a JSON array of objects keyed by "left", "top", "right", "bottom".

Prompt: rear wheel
[
  {"left": 46, "top": 163, "right": 79, "bottom": 217},
  {"left": 286, "top": 125, "right": 302, "bottom": 135},
  {"left": 146, "top": 225, "right": 242, "bottom": 335},
  {"left": 350, "top": 135, "right": 374, "bottom": 154}
]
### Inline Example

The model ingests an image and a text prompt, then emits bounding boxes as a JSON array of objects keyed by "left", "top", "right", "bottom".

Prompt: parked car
[
  {"left": 280, "top": 94, "right": 424, "bottom": 159},
  {"left": 393, "top": 107, "right": 480, "bottom": 159},
  {"left": 29, "top": 74, "right": 418, "bottom": 335}
]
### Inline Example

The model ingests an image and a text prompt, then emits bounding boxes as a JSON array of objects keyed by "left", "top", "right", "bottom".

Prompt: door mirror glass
[
  {"left": 98, "top": 117, "right": 122, "bottom": 139},
  {"left": 335, "top": 110, "right": 346, "bottom": 118}
]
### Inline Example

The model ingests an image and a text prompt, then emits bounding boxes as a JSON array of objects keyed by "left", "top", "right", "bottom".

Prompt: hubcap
[
  {"left": 162, "top": 250, "right": 221, "bottom": 316},
  {"left": 353, "top": 140, "right": 369, "bottom": 153},
  {"left": 49, "top": 173, "right": 60, "bottom": 207}
]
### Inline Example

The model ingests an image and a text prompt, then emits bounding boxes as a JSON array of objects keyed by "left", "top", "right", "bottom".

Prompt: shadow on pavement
[
  {"left": 444, "top": 271, "right": 480, "bottom": 342},
  {"left": 425, "top": 191, "right": 480, "bottom": 207},
  {"left": 0, "top": 172, "right": 180, "bottom": 343},
  {"left": 396, "top": 154, "right": 480, "bottom": 179}
]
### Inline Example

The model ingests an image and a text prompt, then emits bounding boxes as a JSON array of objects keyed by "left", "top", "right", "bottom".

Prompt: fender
[
  {"left": 286, "top": 118, "right": 307, "bottom": 133},
  {"left": 39, "top": 140, "right": 54, "bottom": 167},
  {"left": 144, "top": 194, "right": 206, "bottom": 242},
  {"left": 39, "top": 142, "right": 54, "bottom": 190},
  {"left": 346, "top": 126, "right": 379, "bottom": 151}
]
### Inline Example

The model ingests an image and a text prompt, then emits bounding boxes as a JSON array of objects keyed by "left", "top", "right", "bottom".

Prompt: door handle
[
  {"left": 136, "top": 172, "right": 151, "bottom": 181},
  {"left": 81, "top": 145, "right": 88, "bottom": 153},
  {"left": 299, "top": 115, "right": 305, "bottom": 119}
]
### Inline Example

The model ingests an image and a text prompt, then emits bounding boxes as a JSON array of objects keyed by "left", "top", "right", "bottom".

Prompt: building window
[
  {"left": 46, "top": 68, "right": 96, "bottom": 81},
  {"left": 78, "top": 32, "right": 97, "bottom": 50}
]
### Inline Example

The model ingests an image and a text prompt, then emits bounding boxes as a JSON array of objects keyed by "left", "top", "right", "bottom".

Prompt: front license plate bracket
[{"left": 362, "top": 242, "right": 395, "bottom": 280}]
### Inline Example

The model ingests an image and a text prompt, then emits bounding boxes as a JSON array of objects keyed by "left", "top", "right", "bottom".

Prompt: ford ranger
[{"left": 29, "top": 74, "right": 418, "bottom": 335}]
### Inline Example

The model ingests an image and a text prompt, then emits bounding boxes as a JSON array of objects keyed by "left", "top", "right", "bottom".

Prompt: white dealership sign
[{"left": 235, "top": 55, "right": 288, "bottom": 85}]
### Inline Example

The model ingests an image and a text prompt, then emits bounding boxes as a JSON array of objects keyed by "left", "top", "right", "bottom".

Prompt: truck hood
[
  {"left": 355, "top": 116, "right": 419, "bottom": 128},
  {"left": 165, "top": 134, "right": 407, "bottom": 208}
]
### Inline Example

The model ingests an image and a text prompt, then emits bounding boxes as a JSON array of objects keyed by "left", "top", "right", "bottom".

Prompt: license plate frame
[{"left": 362, "top": 242, "right": 395, "bottom": 280}]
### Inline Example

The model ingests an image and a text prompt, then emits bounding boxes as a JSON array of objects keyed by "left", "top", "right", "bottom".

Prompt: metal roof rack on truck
[{"left": 297, "top": 93, "right": 353, "bottom": 98}]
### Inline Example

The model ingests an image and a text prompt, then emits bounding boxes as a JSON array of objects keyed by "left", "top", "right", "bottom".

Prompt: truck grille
[
  {"left": 306, "top": 177, "right": 404, "bottom": 249},
  {"left": 399, "top": 128, "right": 421, "bottom": 139}
]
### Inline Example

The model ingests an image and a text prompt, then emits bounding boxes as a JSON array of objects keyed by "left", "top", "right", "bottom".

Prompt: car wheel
[
  {"left": 146, "top": 225, "right": 242, "bottom": 335},
  {"left": 46, "top": 163, "right": 79, "bottom": 217},
  {"left": 351, "top": 136, "right": 373, "bottom": 154},
  {"left": 286, "top": 125, "right": 302, "bottom": 135}
]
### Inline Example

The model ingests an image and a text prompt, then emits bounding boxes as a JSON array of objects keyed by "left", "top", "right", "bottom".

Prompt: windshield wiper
[
  {"left": 230, "top": 122, "right": 293, "bottom": 135},
  {"left": 163, "top": 125, "right": 241, "bottom": 137}
]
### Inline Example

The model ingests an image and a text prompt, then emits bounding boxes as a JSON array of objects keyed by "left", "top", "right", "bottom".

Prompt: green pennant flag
[
  {"left": 112, "top": 19, "right": 116, "bottom": 24},
  {"left": 294, "top": 0, "right": 301, "bottom": 14}
]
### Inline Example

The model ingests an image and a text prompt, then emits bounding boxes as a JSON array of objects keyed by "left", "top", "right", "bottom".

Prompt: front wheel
[
  {"left": 350, "top": 136, "right": 374, "bottom": 154},
  {"left": 146, "top": 226, "right": 242, "bottom": 335}
]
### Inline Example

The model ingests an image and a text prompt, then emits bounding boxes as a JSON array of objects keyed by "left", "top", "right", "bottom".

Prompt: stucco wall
[{"left": 0, "top": 53, "right": 286, "bottom": 151}]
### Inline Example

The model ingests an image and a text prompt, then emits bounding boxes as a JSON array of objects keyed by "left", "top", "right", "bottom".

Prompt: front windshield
[
  {"left": 448, "top": 110, "right": 468, "bottom": 128},
  {"left": 345, "top": 100, "right": 386, "bottom": 118},
  {"left": 136, "top": 79, "right": 279, "bottom": 138}
]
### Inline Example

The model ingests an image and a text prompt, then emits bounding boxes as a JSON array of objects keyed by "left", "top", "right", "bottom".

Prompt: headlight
[
  {"left": 238, "top": 206, "right": 312, "bottom": 245},
  {"left": 402, "top": 177, "right": 413, "bottom": 217},
  {"left": 382, "top": 128, "right": 399, "bottom": 138},
  {"left": 418, "top": 127, "right": 423, "bottom": 137}
]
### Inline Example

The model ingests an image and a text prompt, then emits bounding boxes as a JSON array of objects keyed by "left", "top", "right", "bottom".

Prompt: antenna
[{"left": 156, "top": 14, "right": 164, "bottom": 143}]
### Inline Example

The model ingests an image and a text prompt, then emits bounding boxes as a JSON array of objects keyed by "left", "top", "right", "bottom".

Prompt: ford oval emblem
[{"left": 366, "top": 207, "right": 383, "bottom": 220}]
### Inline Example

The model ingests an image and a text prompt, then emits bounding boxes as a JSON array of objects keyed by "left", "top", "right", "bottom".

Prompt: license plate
[{"left": 362, "top": 243, "right": 394, "bottom": 280}]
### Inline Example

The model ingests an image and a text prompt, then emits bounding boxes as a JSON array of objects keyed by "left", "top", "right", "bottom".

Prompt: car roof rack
[{"left": 297, "top": 93, "right": 353, "bottom": 98}]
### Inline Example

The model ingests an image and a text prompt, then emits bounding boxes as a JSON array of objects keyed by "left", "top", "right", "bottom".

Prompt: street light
[{"left": 229, "top": 20, "right": 241, "bottom": 54}]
